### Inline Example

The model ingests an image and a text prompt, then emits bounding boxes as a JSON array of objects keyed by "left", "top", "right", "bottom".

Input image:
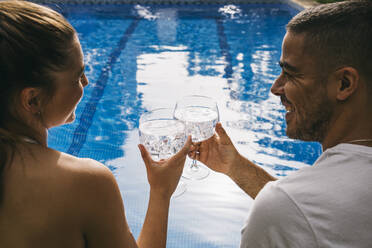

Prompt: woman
[{"left": 0, "top": 1, "right": 191, "bottom": 247}]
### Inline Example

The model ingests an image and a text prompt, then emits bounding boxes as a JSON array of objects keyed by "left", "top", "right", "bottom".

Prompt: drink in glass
[
  {"left": 139, "top": 108, "right": 187, "bottom": 196},
  {"left": 174, "top": 95, "right": 219, "bottom": 180}
]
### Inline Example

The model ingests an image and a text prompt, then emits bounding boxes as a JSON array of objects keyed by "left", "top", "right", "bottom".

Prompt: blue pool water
[{"left": 47, "top": 3, "right": 322, "bottom": 247}]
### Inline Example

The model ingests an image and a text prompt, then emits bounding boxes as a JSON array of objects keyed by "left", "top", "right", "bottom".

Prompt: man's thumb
[{"left": 215, "top": 122, "right": 231, "bottom": 144}]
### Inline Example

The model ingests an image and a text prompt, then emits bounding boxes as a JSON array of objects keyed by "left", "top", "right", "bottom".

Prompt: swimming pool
[{"left": 45, "top": 3, "right": 321, "bottom": 247}]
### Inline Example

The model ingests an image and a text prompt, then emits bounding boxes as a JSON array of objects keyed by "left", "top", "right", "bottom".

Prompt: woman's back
[{"left": 0, "top": 143, "right": 114, "bottom": 248}]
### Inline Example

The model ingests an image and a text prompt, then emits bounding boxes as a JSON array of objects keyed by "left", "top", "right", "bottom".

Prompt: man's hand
[
  {"left": 189, "top": 122, "right": 242, "bottom": 178},
  {"left": 190, "top": 123, "right": 276, "bottom": 199}
]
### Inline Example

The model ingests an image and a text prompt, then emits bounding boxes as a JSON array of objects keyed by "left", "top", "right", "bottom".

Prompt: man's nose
[{"left": 271, "top": 75, "right": 285, "bottom": 96}]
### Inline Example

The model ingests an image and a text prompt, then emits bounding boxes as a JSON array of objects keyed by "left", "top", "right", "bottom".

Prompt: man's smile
[{"left": 280, "top": 95, "right": 294, "bottom": 113}]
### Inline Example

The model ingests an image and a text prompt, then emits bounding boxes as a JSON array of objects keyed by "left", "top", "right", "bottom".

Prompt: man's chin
[
  {"left": 286, "top": 124, "right": 308, "bottom": 141},
  {"left": 286, "top": 127, "right": 322, "bottom": 142},
  {"left": 285, "top": 128, "right": 298, "bottom": 140}
]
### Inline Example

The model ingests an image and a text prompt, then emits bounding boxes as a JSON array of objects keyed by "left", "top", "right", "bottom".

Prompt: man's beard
[{"left": 286, "top": 93, "right": 334, "bottom": 143}]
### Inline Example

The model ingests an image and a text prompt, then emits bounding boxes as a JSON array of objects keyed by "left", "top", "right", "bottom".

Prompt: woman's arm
[
  {"left": 78, "top": 137, "right": 191, "bottom": 248},
  {"left": 137, "top": 137, "right": 192, "bottom": 247}
]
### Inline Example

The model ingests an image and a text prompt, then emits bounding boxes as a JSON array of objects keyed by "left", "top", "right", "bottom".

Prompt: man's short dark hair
[{"left": 287, "top": 0, "right": 372, "bottom": 82}]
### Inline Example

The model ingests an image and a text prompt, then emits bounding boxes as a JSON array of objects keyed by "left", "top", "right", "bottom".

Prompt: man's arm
[
  {"left": 228, "top": 155, "right": 276, "bottom": 199},
  {"left": 192, "top": 123, "right": 276, "bottom": 199}
]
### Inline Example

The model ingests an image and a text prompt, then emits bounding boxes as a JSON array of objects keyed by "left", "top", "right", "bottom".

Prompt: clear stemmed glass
[
  {"left": 139, "top": 108, "right": 187, "bottom": 197},
  {"left": 174, "top": 95, "right": 219, "bottom": 180}
]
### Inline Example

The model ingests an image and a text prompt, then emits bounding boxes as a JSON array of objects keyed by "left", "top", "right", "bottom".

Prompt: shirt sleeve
[{"left": 240, "top": 181, "right": 318, "bottom": 248}]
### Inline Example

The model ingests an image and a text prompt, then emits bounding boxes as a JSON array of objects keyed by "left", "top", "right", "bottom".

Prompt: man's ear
[
  {"left": 20, "top": 87, "right": 42, "bottom": 114},
  {"left": 334, "top": 67, "right": 359, "bottom": 101}
]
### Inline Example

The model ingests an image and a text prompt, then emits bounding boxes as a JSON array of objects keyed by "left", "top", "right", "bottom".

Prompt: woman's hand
[
  {"left": 189, "top": 123, "right": 242, "bottom": 178},
  {"left": 138, "top": 136, "right": 192, "bottom": 199}
]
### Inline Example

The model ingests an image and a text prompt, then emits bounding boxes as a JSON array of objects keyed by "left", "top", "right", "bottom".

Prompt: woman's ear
[
  {"left": 20, "top": 87, "right": 42, "bottom": 114},
  {"left": 334, "top": 67, "right": 359, "bottom": 101}
]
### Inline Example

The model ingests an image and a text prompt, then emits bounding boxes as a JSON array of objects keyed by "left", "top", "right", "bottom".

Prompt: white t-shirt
[{"left": 240, "top": 143, "right": 372, "bottom": 248}]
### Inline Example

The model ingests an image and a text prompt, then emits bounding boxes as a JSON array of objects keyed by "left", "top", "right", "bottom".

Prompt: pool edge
[{"left": 29, "top": 0, "right": 319, "bottom": 9}]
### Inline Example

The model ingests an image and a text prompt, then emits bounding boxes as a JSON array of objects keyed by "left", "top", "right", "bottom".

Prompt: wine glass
[
  {"left": 174, "top": 95, "right": 219, "bottom": 180},
  {"left": 139, "top": 108, "right": 187, "bottom": 197}
]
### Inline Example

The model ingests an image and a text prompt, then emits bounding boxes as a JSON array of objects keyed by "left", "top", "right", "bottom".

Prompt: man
[{"left": 190, "top": 1, "right": 372, "bottom": 247}]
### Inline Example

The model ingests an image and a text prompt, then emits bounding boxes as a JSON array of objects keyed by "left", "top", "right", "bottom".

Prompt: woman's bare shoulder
[
  {"left": 13, "top": 145, "right": 122, "bottom": 213},
  {"left": 46, "top": 150, "right": 125, "bottom": 223},
  {"left": 56, "top": 150, "right": 106, "bottom": 170},
  {"left": 54, "top": 151, "right": 117, "bottom": 192},
  {"left": 20, "top": 146, "right": 120, "bottom": 203},
  {"left": 54, "top": 151, "right": 132, "bottom": 246}
]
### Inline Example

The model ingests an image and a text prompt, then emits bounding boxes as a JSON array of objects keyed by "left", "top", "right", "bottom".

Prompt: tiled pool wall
[{"left": 30, "top": 0, "right": 318, "bottom": 10}]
